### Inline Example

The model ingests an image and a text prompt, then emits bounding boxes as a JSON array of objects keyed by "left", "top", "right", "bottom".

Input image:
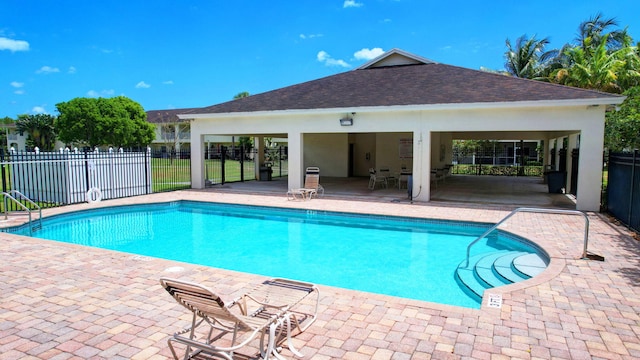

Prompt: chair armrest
[{"left": 230, "top": 294, "right": 290, "bottom": 316}]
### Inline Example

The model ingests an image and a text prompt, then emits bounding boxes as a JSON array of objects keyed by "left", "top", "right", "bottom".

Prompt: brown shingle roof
[
  {"left": 146, "top": 108, "right": 199, "bottom": 124},
  {"left": 188, "top": 62, "right": 621, "bottom": 115}
]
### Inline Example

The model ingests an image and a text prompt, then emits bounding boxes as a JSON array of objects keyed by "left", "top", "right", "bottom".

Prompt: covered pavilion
[{"left": 177, "top": 49, "right": 623, "bottom": 211}]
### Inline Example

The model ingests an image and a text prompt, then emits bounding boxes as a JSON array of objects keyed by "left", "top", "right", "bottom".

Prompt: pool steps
[{"left": 455, "top": 251, "right": 548, "bottom": 301}]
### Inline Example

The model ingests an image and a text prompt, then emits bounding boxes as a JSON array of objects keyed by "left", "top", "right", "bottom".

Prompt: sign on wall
[{"left": 399, "top": 138, "right": 413, "bottom": 159}]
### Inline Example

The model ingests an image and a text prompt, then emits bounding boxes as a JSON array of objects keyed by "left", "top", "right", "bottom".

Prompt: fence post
[
  {"left": 221, "top": 146, "right": 226, "bottom": 185},
  {"left": 240, "top": 145, "right": 245, "bottom": 182},
  {"left": 0, "top": 148, "right": 6, "bottom": 193},
  {"left": 84, "top": 151, "right": 90, "bottom": 193},
  {"left": 145, "top": 148, "right": 150, "bottom": 194}
]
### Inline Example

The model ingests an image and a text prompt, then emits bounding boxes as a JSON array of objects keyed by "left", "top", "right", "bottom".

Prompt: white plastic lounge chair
[
  {"left": 368, "top": 168, "right": 387, "bottom": 190},
  {"left": 379, "top": 166, "right": 397, "bottom": 188},
  {"left": 303, "top": 167, "right": 324, "bottom": 197},
  {"left": 160, "top": 277, "right": 319, "bottom": 360},
  {"left": 287, "top": 167, "right": 324, "bottom": 200}
]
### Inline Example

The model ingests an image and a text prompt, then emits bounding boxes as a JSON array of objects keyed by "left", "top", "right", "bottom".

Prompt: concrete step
[
  {"left": 493, "top": 252, "right": 530, "bottom": 283},
  {"left": 455, "top": 257, "right": 486, "bottom": 301},
  {"left": 513, "top": 253, "right": 548, "bottom": 278},
  {"left": 474, "top": 251, "right": 512, "bottom": 288},
  {"left": 456, "top": 250, "right": 547, "bottom": 302}
]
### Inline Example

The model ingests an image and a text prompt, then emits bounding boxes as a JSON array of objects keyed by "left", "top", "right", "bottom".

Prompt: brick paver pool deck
[{"left": 1, "top": 190, "right": 639, "bottom": 359}]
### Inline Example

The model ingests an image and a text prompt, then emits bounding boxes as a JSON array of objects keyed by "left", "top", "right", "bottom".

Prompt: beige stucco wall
[{"left": 303, "top": 133, "right": 348, "bottom": 177}]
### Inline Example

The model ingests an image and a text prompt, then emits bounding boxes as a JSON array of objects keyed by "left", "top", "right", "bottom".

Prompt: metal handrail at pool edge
[
  {"left": 2, "top": 190, "right": 42, "bottom": 234},
  {"left": 463, "top": 207, "right": 590, "bottom": 268}
]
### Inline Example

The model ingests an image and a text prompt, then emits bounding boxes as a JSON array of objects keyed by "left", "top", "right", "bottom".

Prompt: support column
[
  {"left": 566, "top": 134, "right": 579, "bottom": 194},
  {"left": 413, "top": 130, "right": 430, "bottom": 202},
  {"left": 191, "top": 134, "right": 205, "bottom": 189},
  {"left": 254, "top": 136, "right": 263, "bottom": 180},
  {"left": 288, "top": 132, "right": 304, "bottom": 190},
  {"left": 577, "top": 128, "right": 604, "bottom": 211}
]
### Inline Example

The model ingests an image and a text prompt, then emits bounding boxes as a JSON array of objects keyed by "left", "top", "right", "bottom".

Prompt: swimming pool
[{"left": 6, "top": 201, "right": 541, "bottom": 308}]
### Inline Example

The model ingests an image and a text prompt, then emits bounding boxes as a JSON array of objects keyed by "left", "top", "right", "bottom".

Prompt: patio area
[
  {"left": 1, "top": 186, "right": 639, "bottom": 359},
  {"left": 208, "top": 174, "right": 578, "bottom": 209}
]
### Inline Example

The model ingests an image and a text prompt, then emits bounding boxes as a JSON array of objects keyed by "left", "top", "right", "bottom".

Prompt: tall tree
[
  {"left": 0, "top": 116, "right": 15, "bottom": 152},
  {"left": 605, "top": 86, "right": 640, "bottom": 151},
  {"left": 56, "top": 96, "right": 155, "bottom": 148},
  {"left": 16, "top": 114, "right": 57, "bottom": 151},
  {"left": 548, "top": 15, "right": 640, "bottom": 93},
  {"left": 504, "top": 35, "right": 556, "bottom": 79},
  {"left": 552, "top": 35, "right": 627, "bottom": 92},
  {"left": 576, "top": 13, "right": 628, "bottom": 53},
  {"left": 230, "top": 92, "right": 250, "bottom": 158}
]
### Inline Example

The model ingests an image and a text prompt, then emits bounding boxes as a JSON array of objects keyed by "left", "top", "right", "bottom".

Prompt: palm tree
[
  {"left": 576, "top": 13, "right": 628, "bottom": 53},
  {"left": 504, "top": 35, "right": 557, "bottom": 79},
  {"left": 230, "top": 92, "right": 250, "bottom": 158},
  {"left": 546, "top": 14, "right": 640, "bottom": 93},
  {"left": 16, "top": 114, "right": 57, "bottom": 151},
  {"left": 553, "top": 34, "right": 640, "bottom": 93}
]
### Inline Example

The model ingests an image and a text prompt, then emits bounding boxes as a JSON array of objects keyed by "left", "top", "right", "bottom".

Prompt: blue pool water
[{"left": 7, "top": 201, "right": 540, "bottom": 308}]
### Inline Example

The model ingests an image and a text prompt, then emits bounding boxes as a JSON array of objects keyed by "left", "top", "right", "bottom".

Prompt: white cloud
[
  {"left": 343, "top": 0, "right": 363, "bottom": 8},
  {"left": 31, "top": 106, "right": 46, "bottom": 114},
  {"left": 10, "top": 81, "right": 24, "bottom": 88},
  {"left": 36, "top": 66, "right": 60, "bottom": 74},
  {"left": 91, "top": 46, "right": 113, "bottom": 54},
  {"left": 135, "top": 81, "right": 150, "bottom": 89},
  {"left": 0, "top": 37, "right": 29, "bottom": 52},
  {"left": 68, "top": 66, "right": 76, "bottom": 74},
  {"left": 300, "top": 33, "right": 323, "bottom": 40},
  {"left": 317, "top": 51, "right": 350, "bottom": 68},
  {"left": 354, "top": 47, "right": 385, "bottom": 61},
  {"left": 317, "top": 51, "right": 329, "bottom": 62},
  {"left": 87, "top": 89, "right": 115, "bottom": 97},
  {"left": 162, "top": 80, "right": 174, "bottom": 85},
  {"left": 14, "top": 90, "right": 24, "bottom": 95}
]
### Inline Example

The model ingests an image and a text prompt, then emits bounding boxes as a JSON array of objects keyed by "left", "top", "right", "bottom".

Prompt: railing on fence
[{"left": 607, "top": 150, "right": 640, "bottom": 232}]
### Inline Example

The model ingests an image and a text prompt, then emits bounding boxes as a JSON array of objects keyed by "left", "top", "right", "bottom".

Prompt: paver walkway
[{"left": 1, "top": 190, "right": 639, "bottom": 359}]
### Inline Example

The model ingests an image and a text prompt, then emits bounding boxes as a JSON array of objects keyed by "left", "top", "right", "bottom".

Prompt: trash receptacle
[
  {"left": 546, "top": 171, "right": 566, "bottom": 193},
  {"left": 259, "top": 166, "right": 272, "bottom": 181},
  {"left": 542, "top": 165, "right": 554, "bottom": 184}
]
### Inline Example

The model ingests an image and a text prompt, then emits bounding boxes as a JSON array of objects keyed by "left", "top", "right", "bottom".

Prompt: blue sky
[{"left": 2, "top": 1, "right": 640, "bottom": 118}]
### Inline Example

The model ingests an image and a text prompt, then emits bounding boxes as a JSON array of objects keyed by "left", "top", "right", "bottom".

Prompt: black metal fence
[
  {"left": 203, "top": 145, "right": 288, "bottom": 186},
  {"left": 452, "top": 143, "right": 541, "bottom": 166},
  {"left": 151, "top": 149, "right": 191, "bottom": 192},
  {"left": 606, "top": 150, "right": 640, "bottom": 232}
]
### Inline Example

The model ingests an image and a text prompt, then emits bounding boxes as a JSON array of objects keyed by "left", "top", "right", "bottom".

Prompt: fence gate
[
  {"left": 204, "top": 146, "right": 257, "bottom": 186},
  {"left": 570, "top": 148, "right": 579, "bottom": 196},
  {"left": 204, "top": 146, "right": 287, "bottom": 187}
]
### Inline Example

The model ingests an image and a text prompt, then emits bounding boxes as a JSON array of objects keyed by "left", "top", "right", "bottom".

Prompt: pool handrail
[
  {"left": 2, "top": 190, "right": 42, "bottom": 234},
  {"left": 463, "top": 207, "right": 590, "bottom": 268}
]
